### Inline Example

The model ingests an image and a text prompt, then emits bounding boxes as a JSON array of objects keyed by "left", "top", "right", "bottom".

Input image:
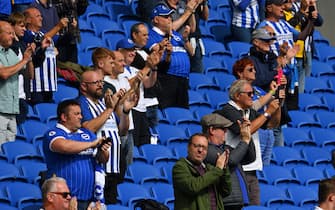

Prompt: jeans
[
  {"left": 258, "top": 129, "right": 275, "bottom": 165},
  {"left": 273, "top": 125, "right": 285, "bottom": 147},
  {"left": 190, "top": 39, "right": 204, "bottom": 73},
  {"left": 231, "top": 25, "right": 253, "bottom": 43},
  {"left": 297, "top": 57, "right": 305, "bottom": 93},
  {"left": 120, "top": 132, "right": 134, "bottom": 167},
  {"left": 146, "top": 105, "right": 159, "bottom": 129},
  {"left": 0, "top": 113, "right": 17, "bottom": 146}
]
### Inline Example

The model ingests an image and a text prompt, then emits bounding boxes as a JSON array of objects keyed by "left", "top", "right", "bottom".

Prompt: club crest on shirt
[
  {"left": 81, "top": 133, "right": 90, "bottom": 140},
  {"left": 48, "top": 131, "right": 56, "bottom": 136}
]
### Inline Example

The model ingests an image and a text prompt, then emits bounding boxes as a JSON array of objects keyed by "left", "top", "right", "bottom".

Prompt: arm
[
  {"left": 96, "top": 142, "right": 110, "bottom": 163},
  {"left": 172, "top": 0, "right": 197, "bottom": 31},
  {"left": 0, "top": 47, "right": 32, "bottom": 80},
  {"left": 50, "top": 137, "right": 102, "bottom": 154},
  {"left": 199, "top": 0, "right": 209, "bottom": 20},
  {"left": 82, "top": 108, "right": 114, "bottom": 132}
]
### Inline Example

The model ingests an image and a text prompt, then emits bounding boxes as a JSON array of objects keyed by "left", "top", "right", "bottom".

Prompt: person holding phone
[{"left": 172, "top": 133, "right": 231, "bottom": 210}]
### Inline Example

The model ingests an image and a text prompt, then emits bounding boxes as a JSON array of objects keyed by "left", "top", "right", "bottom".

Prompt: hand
[
  {"left": 186, "top": 0, "right": 198, "bottom": 11},
  {"left": 216, "top": 150, "right": 229, "bottom": 169},
  {"left": 146, "top": 51, "right": 160, "bottom": 69},
  {"left": 59, "top": 17, "right": 69, "bottom": 28},
  {"left": 266, "top": 99, "right": 280, "bottom": 114},
  {"left": 87, "top": 201, "right": 102, "bottom": 210},
  {"left": 182, "top": 25, "right": 191, "bottom": 40},
  {"left": 23, "top": 45, "right": 33, "bottom": 62},
  {"left": 122, "top": 92, "right": 138, "bottom": 113},
  {"left": 69, "top": 197, "right": 78, "bottom": 210},
  {"left": 41, "top": 36, "right": 52, "bottom": 49},
  {"left": 238, "top": 119, "right": 251, "bottom": 143},
  {"left": 280, "top": 75, "right": 287, "bottom": 85},
  {"left": 71, "top": 18, "right": 78, "bottom": 27}
]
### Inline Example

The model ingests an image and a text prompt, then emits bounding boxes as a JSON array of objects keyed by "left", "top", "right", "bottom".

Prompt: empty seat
[
  {"left": 259, "top": 184, "right": 294, "bottom": 208},
  {"left": 189, "top": 73, "right": 220, "bottom": 91},
  {"left": 125, "top": 162, "right": 168, "bottom": 185},
  {"left": 162, "top": 107, "right": 198, "bottom": 125},
  {"left": 309, "top": 127, "right": 335, "bottom": 150},
  {"left": 271, "top": 146, "right": 309, "bottom": 168},
  {"left": 139, "top": 144, "right": 177, "bottom": 165},
  {"left": 34, "top": 103, "right": 58, "bottom": 124},
  {"left": 282, "top": 127, "right": 316, "bottom": 148},
  {"left": 304, "top": 77, "right": 334, "bottom": 94},
  {"left": 1, "top": 141, "right": 44, "bottom": 165},
  {"left": 155, "top": 124, "right": 188, "bottom": 146},
  {"left": 288, "top": 110, "right": 322, "bottom": 128},
  {"left": 261, "top": 165, "right": 299, "bottom": 188},
  {"left": 150, "top": 183, "right": 174, "bottom": 206},
  {"left": 298, "top": 93, "right": 329, "bottom": 112},
  {"left": 117, "top": 183, "right": 153, "bottom": 208},
  {"left": 286, "top": 185, "right": 318, "bottom": 208},
  {"left": 292, "top": 166, "right": 325, "bottom": 191},
  {"left": 314, "top": 111, "right": 335, "bottom": 128},
  {"left": 227, "top": 41, "right": 251, "bottom": 58},
  {"left": 20, "top": 120, "right": 49, "bottom": 144},
  {"left": 53, "top": 84, "right": 79, "bottom": 103},
  {"left": 301, "top": 147, "right": 331, "bottom": 168},
  {"left": 6, "top": 182, "right": 42, "bottom": 209}
]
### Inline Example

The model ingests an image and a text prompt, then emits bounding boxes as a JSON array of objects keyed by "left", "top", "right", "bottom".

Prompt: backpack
[{"left": 134, "top": 199, "right": 169, "bottom": 210}]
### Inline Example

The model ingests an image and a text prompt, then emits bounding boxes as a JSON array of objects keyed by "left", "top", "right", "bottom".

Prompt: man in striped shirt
[{"left": 43, "top": 99, "right": 110, "bottom": 210}]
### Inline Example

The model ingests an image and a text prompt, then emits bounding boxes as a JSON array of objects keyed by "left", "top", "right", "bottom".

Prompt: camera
[{"left": 308, "top": 6, "right": 315, "bottom": 18}]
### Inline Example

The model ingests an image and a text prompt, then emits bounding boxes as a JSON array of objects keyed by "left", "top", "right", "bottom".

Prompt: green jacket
[{"left": 173, "top": 158, "right": 232, "bottom": 210}]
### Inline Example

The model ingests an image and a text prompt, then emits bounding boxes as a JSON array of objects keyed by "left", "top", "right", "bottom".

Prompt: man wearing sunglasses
[{"left": 214, "top": 79, "right": 280, "bottom": 205}]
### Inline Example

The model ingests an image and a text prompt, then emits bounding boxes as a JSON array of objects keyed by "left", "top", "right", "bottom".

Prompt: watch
[{"left": 263, "top": 112, "right": 271, "bottom": 120}]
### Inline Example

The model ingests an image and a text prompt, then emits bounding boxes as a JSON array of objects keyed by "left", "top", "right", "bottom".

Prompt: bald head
[
  {"left": 24, "top": 7, "right": 42, "bottom": 31},
  {"left": 0, "top": 21, "right": 15, "bottom": 48}
]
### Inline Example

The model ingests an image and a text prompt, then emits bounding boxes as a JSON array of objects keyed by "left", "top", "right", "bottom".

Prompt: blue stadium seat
[
  {"left": 189, "top": 73, "right": 220, "bottom": 91},
  {"left": 202, "top": 39, "right": 229, "bottom": 56},
  {"left": 78, "top": 51, "right": 93, "bottom": 66},
  {"left": 103, "top": 31, "right": 126, "bottom": 50},
  {"left": 139, "top": 144, "right": 178, "bottom": 165},
  {"left": 6, "top": 182, "right": 42, "bottom": 209},
  {"left": 34, "top": 103, "right": 58, "bottom": 124},
  {"left": 304, "top": 77, "right": 334, "bottom": 94},
  {"left": 208, "top": 21, "right": 231, "bottom": 43},
  {"left": 0, "top": 162, "right": 25, "bottom": 183},
  {"left": 282, "top": 127, "right": 316, "bottom": 148},
  {"left": 191, "top": 106, "right": 214, "bottom": 121},
  {"left": 314, "top": 111, "right": 335, "bottom": 128},
  {"left": 292, "top": 165, "right": 325, "bottom": 191},
  {"left": 17, "top": 162, "right": 47, "bottom": 185},
  {"left": 1, "top": 141, "right": 44, "bottom": 165},
  {"left": 162, "top": 107, "right": 198, "bottom": 125},
  {"left": 20, "top": 120, "right": 49, "bottom": 144},
  {"left": 309, "top": 127, "right": 335, "bottom": 150},
  {"left": 178, "top": 123, "right": 202, "bottom": 137},
  {"left": 259, "top": 184, "right": 294, "bottom": 208},
  {"left": 170, "top": 142, "right": 188, "bottom": 159},
  {"left": 53, "top": 84, "right": 79, "bottom": 103},
  {"left": 117, "top": 183, "right": 153, "bottom": 208},
  {"left": 201, "top": 89, "right": 229, "bottom": 109},
  {"left": 261, "top": 165, "right": 300, "bottom": 188},
  {"left": 227, "top": 41, "right": 252, "bottom": 58},
  {"left": 150, "top": 183, "right": 174, "bottom": 207},
  {"left": 107, "top": 204, "right": 130, "bottom": 210},
  {"left": 155, "top": 124, "right": 188, "bottom": 146},
  {"left": 207, "top": 72, "right": 235, "bottom": 91},
  {"left": 324, "top": 166, "right": 335, "bottom": 178},
  {"left": 287, "top": 110, "right": 322, "bottom": 128},
  {"left": 276, "top": 207, "right": 306, "bottom": 210},
  {"left": 311, "top": 60, "right": 335, "bottom": 77},
  {"left": 121, "top": 20, "right": 142, "bottom": 37},
  {"left": 154, "top": 161, "right": 175, "bottom": 184},
  {"left": 321, "top": 93, "right": 335, "bottom": 111},
  {"left": 91, "top": 19, "right": 121, "bottom": 37},
  {"left": 77, "top": 31, "right": 105, "bottom": 52},
  {"left": 188, "top": 90, "right": 211, "bottom": 108},
  {"left": 271, "top": 146, "right": 309, "bottom": 168},
  {"left": 301, "top": 147, "right": 331, "bottom": 168},
  {"left": 286, "top": 185, "right": 318, "bottom": 208},
  {"left": 298, "top": 93, "right": 329, "bottom": 112},
  {"left": 125, "top": 162, "right": 168, "bottom": 185}
]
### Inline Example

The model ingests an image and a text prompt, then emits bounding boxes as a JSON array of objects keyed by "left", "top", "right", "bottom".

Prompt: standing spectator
[
  {"left": 116, "top": 38, "right": 160, "bottom": 146},
  {"left": 285, "top": 0, "right": 323, "bottom": 93},
  {"left": 8, "top": 12, "right": 35, "bottom": 125},
  {"left": 52, "top": 0, "right": 89, "bottom": 63},
  {"left": 0, "top": 0, "right": 11, "bottom": 21},
  {"left": 23, "top": 7, "right": 67, "bottom": 104},
  {"left": 43, "top": 99, "right": 111, "bottom": 210},
  {"left": 231, "top": 0, "right": 262, "bottom": 43},
  {"left": 232, "top": 57, "right": 282, "bottom": 165},
  {"left": 78, "top": 70, "right": 137, "bottom": 204},
  {"left": 29, "top": 0, "right": 59, "bottom": 32},
  {"left": 173, "top": 133, "right": 231, "bottom": 210},
  {"left": 315, "top": 178, "right": 335, "bottom": 210},
  {"left": 189, "top": 0, "right": 208, "bottom": 73},
  {"left": 0, "top": 20, "right": 33, "bottom": 145},
  {"left": 215, "top": 79, "right": 280, "bottom": 205},
  {"left": 202, "top": 113, "right": 255, "bottom": 210},
  {"left": 130, "top": 22, "right": 160, "bottom": 130},
  {"left": 147, "top": 4, "right": 193, "bottom": 109}
]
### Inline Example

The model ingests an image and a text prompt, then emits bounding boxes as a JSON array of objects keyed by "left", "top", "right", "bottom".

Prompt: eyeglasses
[
  {"left": 84, "top": 80, "right": 104, "bottom": 85},
  {"left": 50, "top": 192, "right": 71, "bottom": 199},
  {"left": 246, "top": 67, "right": 256, "bottom": 73},
  {"left": 191, "top": 143, "right": 208, "bottom": 150},
  {"left": 240, "top": 91, "right": 254, "bottom": 97}
]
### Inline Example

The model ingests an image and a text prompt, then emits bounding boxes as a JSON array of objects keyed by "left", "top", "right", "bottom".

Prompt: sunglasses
[
  {"left": 246, "top": 67, "right": 256, "bottom": 73},
  {"left": 51, "top": 192, "right": 71, "bottom": 199},
  {"left": 240, "top": 91, "right": 254, "bottom": 97}
]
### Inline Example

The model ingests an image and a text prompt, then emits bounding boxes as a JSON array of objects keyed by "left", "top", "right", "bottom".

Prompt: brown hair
[
  {"left": 91, "top": 47, "right": 115, "bottom": 67},
  {"left": 232, "top": 57, "right": 254, "bottom": 79}
]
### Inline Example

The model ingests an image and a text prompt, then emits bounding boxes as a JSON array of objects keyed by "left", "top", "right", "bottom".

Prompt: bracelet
[
  {"left": 123, "top": 108, "right": 130, "bottom": 115},
  {"left": 263, "top": 112, "right": 271, "bottom": 120},
  {"left": 269, "top": 90, "right": 276, "bottom": 95}
]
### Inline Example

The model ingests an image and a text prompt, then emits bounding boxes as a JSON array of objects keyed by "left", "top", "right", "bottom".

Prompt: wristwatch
[{"left": 263, "top": 112, "right": 271, "bottom": 120}]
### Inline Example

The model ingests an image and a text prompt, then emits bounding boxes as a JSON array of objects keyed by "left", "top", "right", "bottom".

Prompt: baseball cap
[
  {"left": 252, "top": 28, "right": 276, "bottom": 41},
  {"left": 266, "top": 0, "right": 286, "bottom": 6},
  {"left": 201, "top": 113, "right": 233, "bottom": 129},
  {"left": 151, "top": 4, "right": 174, "bottom": 19},
  {"left": 116, "top": 38, "right": 135, "bottom": 50}
]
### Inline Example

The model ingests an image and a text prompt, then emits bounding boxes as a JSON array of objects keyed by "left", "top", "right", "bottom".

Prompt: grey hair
[
  {"left": 229, "top": 79, "right": 250, "bottom": 100},
  {"left": 41, "top": 176, "right": 67, "bottom": 202}
]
